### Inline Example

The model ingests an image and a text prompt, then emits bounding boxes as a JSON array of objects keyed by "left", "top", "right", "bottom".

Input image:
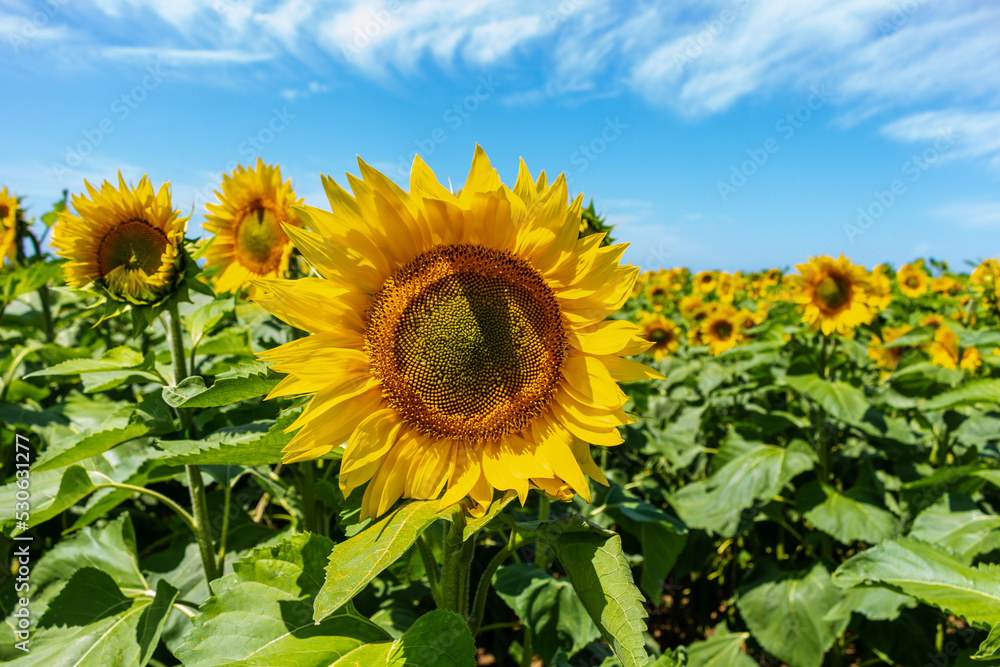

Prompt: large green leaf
[
  {"left": 162, "top": 361, "right": 281, "bottom": 408},
  {"left": 909, "top": 494, "right": 1000, "bottom": 563},
  {"left": 176, "top": 533, "right": 390, "bottom": 666},
  {"left": 0, "top": 465, "right": 98, "bottom": 536},
  {"left": 737, "top": 561, "right": 848, "bottom": 667},
  {"left": 153, "top": 410, "right": 301, "bottom": 466},
  {"left": 550, "top": 523, "right": 650, "bottom": 667},
  {"left": 833, "top": 537, "right": 1000, "bottom": 629},
  {"left": 785, "top": 374, "right": 869, "bottom": 424},
  {"left": 493, "top": 563, "right": 601, "bottom": 662},
  {"left": 684, "top": 625, "right": 756, "bottom": 667},
  {"left": 33, "top": 393, "right": 172, "bottom": 471},
  {"left": 331, "top": 609, "right": 475, "bottom": 666},
  {"left": 313, "top": 500, "right": 455, "bottom": 622},
  {"left": 670, "top": 440, "right": 814, "bottom": 536},
  {"left": 24, "top": 345, "right": 148, "bottom": 378},
  {"left": 822, "top": 588, "right": 916, "bottom": 624},
  {"left": 923, "top": 379, "right": 1000, "bottom": 411},
  {"left": 8, "top": 568, "right": 177, "bottom": 667},
  {"left": 796, "top": 481, "right": 900, "bottom": 545}
]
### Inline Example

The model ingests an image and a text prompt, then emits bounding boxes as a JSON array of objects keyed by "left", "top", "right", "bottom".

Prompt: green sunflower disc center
[
  {"left": 236, "top": 203, "right": 285, "bottom": 274},
  {"left": 816, "top": 274, "right": 850, "bottom": 310},
  {"left": 366, "top": 244, "right": 567, "bottom": 440}
]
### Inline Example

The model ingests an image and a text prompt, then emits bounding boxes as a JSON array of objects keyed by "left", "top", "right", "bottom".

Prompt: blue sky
[{"left": 2, "top": 0, "right": 999, "bottom": 272}]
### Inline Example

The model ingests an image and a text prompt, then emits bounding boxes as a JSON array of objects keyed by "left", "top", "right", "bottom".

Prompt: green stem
[
  {"left": 93, "top": 482, "right": 197, "bottom": 535},
  {"left": 534, "top": 495, "right": 550, "bottom": 569},
  {"left": 25, "top": 230, "right": 53, "bottom": 342},
  {"left": 439, "top": 513, "right": 468, "bottom": 613},
  {"left": 217, "top": 480, "right": 232, "bottom": 567},
  {"left": 417, "top": 534, "right": 443, "bottom": 607},
  {"left": 470, "top": 540, "right": 513, "bottom": 635},
  {"left": 297, "top": 463, "right": 317, "bottom": 534},
  {"left": 457, "top": 537, "right": 475, "bottom": 618},
  {"left": 520, "top": 626, "right": 534, "bottom": 667},
  {"left": 167, "top": 302, "right": 219, "bottom": 587}
]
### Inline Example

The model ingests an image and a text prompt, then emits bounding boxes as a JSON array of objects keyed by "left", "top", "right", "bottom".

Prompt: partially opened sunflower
[
  {"left": 52, "top": 174, "right": 186, "bottom": 305},
  {"left": 202, "top": 159, "right": 304, "bottom": 294},
  {"left": 254, "top": 147, "right": 662, "bottom": 519}
]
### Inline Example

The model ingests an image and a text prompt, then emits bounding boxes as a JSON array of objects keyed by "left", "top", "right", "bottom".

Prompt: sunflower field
[{"left": 1, "top": 150, "right": 999, "bottom": 667}]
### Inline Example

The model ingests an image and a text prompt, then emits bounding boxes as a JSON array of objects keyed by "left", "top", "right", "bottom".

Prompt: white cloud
[
  {"left": 881, "top": 109, "right": 1000, "bottom": 167},
  {"left": 933, "top": 202, "right": 1000, "bottom": 230},
  {"left": 100, "top": 46, "right": 273, "bottom": 64}
]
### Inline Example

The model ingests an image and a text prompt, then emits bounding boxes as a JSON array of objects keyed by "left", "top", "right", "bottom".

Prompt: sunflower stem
[
  {"left": 417, "top": 534, "right": 443, "bottom": 607},
  {"left": 533, "top": 495, "right": 550, "bottom": 569},
  {"left": 439, "top": 511, "right": 468, "bottom": 614},
  {"left": 167, "top": 301, "right": 220, "bottom": 588},
  {"left": 469, "top": 531, "right": 515, "bottom": 635}
]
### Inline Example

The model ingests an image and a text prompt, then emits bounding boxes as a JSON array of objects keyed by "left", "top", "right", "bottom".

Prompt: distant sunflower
[
  {"left": 253, "top": 147, "right": 662, "bottom": 519},
  {"left": 926, "top": 325, "right": 981, "bottom": 371},
  {"left": 0, "top": 187, "right": 18, "bottom": 263},
  {"left": 715, "top": 272, "right": 736, "bottom": 303},
  {"left": 202, "top": 159, "right": 304, "bottom": 294},
  {"left": 868, "top": 324, "right": 912, "bottom": 371},
  {"left": 694, "top": 270, "right": 716, "bottom": 293},
  {"left": 930, "top": 275, "right": 961, "bottom": 294},
  {"left": 52, "top": 174, "right": 186, "bottom": 305},
  {"left": 638, "top": 312, "right": 681, "bottom": 360},
  {"left": 867, "top": 265, "right": 892, "bottom": 311},
  {"left": 897, "top": 263, "right": 930, "bottom": 298},
  {"left": 790, "top": 255, "right": 875, "bottom": 336},
  {"left": 701, "top": 304, "right": 741, "bottom": 355}
]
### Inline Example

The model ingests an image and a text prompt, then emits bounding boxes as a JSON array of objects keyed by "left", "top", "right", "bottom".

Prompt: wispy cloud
[
  {"left": 100, "top": 46, "right": 273, "bottom": 64},
  {"left": 881, "top": 109, "right": 1000, "bottom": 167},
  {"left": 933, "top": 202, "right": 1000, "bottom": 230}
]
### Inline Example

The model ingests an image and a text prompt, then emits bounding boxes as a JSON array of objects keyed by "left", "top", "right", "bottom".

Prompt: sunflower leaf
[
  {"left": 162, "top": 360, "right": 280, "bottom": 408},
  {"left": 922, "top": 379, "right": 1000, "bottom": 411},
  {"left": 330, "top": 610, "right": 475, "bottom": 667},
  {"left": 549, "top": 523, "right": 650, "bottom": 667},
  {"left": 975, "top": 623, "right": 1000, "bottom": 659},
  {"left": 313, "top": 500, "right": 456, "bottom": 623}
]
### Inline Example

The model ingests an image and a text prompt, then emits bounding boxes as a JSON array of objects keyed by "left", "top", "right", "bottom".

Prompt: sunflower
[
  {"left": 679, "top": 294, "right": 705, "bottom": 319},
  {"left": 930, "top": 275, "right": 961, "bottom": 294},
  {"left": 868, "top": 324, "right": 912, "bottom": 371},
  {"left": 0, "top": 187, "right": 18, "bottom": 263},
  {"left": 868, "top": 265, "right": 893, "bottom": 311},
  {"left": 700, "top": 304, "right": 741, "bottom": 355},
  {"left": 790, "top": 255, "right": 876, "bottom": 336},
  {"left": 926, "top": 325, "right": 981, "bottom": 371},
  {"left": 253, "top": 148, "right": 662, "bottom": 520},
  {"left": 896, "top": 262, "right": 930, "bottom": 298},
  {"left": 715, "top": 272, "right": 736, "bottom": 303},
  {"left": 52, "top": 174, "right": 186, "bottom": 305},
  {"left": 202, "top": 159, "right": 304, "bottom": 294},
  {"left": 694, "top": 270, "right": 716, "bottom": 293},
  {"left": 638, "top": 312, "right": 681, "bottom": 360}
]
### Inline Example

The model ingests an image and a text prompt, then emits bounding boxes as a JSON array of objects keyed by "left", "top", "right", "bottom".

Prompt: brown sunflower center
[
  {"left": 711, "top": 320, "right": 734, "bottom": 340},
  {"left": 815, "top": 274, "right": 851, "bottom": 311},
  {"left": 365, "top": 244, "right": 567, "bottom": 441},
  {"left": 649, "top": 327, "right": 672, "bottom": 345},
  {"left": 97, "top": 219, "right": 168, "bottom": 277},
  {"left": 0, "top": 204, "right": 9, "bottom": 219},
  {"left": 905, "top": 276, "right": 919, "bottom": 288},
  {"left": 235, "top": 202, "right": 286, "bottom": 274}
]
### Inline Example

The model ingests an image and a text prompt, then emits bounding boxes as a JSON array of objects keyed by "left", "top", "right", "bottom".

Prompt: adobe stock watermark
[
  {"left": 717, "top": 83, "right": 831, "bottom": 202},
  {"left": 545, "top": 0, "right": 581, "bottom": 27},
  {"left": 843, "top": 128, "right": 955, "bottom": 244},
  {"left": 389, "top": 76, "right": 500, "bottom": 179},
  {"left": 878, "top": 0, "right": 929, "bottom": 37},
  {"left": 340, "top": 0, "right": 403, "bottom": 61},
  {"left": 672, "top": 0, "right": 749, "bottom": 74},
  {"left": 50, "top": 64, "right": 169, "bottom": 183},
  {"left": 564, "top": 117, "right": 628, "bottom": 187},
  {"left": 5, "top": 0, "right": 71, "bottom": 54}
]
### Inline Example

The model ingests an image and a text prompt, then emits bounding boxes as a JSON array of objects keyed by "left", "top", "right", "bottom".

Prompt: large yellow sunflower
[
  {"left": 202, "top": 159, "right": 304, "bottom": 294},
  {"left": 253, "top": 148, "right": 662, "bottom": 520},
  {"left": 897, "top": 262, "right": 930, "bottom": 298},
  {"left": 790, "top": 255, "right": 876, "bottom": 336},
  {"left": 638, "top": 312, "right": 681, "bottom": 360},
  {"left": 52, "top": 174, "right": 186, "bottom": 304},
  {"left": 0, "top": 187, "right": 18, "bottom": 263}
]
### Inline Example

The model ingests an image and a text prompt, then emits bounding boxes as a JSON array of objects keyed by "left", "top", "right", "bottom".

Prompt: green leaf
[
  {"left": 796, "top": 481, "right": 900, "bottom": 544},
  {"left": 463, "top": 490, "right": 517, "bottom": 541},
  {"left": 975, "top": 623, "right": 1000, "bottom": 660},
  {"left": 493, "top": 563, "right": 601, "bottom": 662},
  {"left": 910, "top": 494, "right": 1000, "bottom": 563},
  {"left": 684, "top": 624, "right": 756, "bottom": 667},
  {"left": 331, "top": 610, "right": 476, "bottom": 667},
  {"left": 550, "top": 523, "right": 650, "bottom": 667},
  {"left": 822, "top": 588, "right": 916, "bottom": 624},
  {"left": 176, "top": 533, "right": 390, "bottom": 667},
  {"left": 313, "top": 500, "right": 456, "bottom": 622},
  {"left": 670, "top": 440, "right": 814, "bottom": 536},
  {"left": 833, "top": 537, "right": 1000, "bottom": 629},
  {"left": 737, "top": 561, "right": 848, "bottom": 667},
  {"left": 152, "top": 410, "right": 301, "bottom": 466},
  {"left": 34, "top": 393, "right": 172, "bottom": 471},
  {"left": 0, "top": 465, "right": 97, "bottom": 536},
  {"left": 785, "top": 374, "right": 869, "bottom": 425},
  {"left": 162, "top": 360, "right": 281, "bottom": 408},
  {"left": 18, "top": 568, "right": 177, "bottom": 667},
  {"left": 923, "top": 379, "right": 1000, "bottom": 411},
  {"left": 24, "top": 346, "right": 147, "bottom": 378}
]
